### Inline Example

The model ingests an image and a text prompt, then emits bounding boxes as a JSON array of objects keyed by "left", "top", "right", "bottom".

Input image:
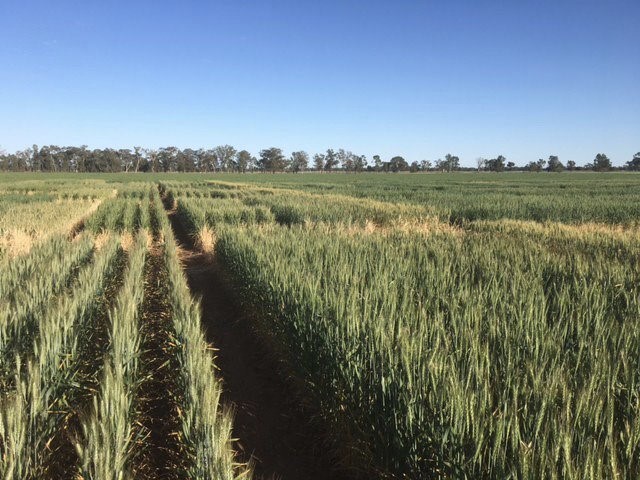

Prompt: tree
[
  {"left": 103, "top": 148, "right": 122, "bottom": 172},
  {"left": 176, "top": 149, "right": 196, "bottom": 172},
  {"left": 486, "top": 155, "right": 505, "bottom": 172},
  {"left": 133, "top": 146, "right": 144, "bottom": 173},
  {"left": 409, "top": 161, "right": 419, "bottom": 172},
  {"left": 0, "top": 149, "right": 9, "bottom": 171},
  {"left": 0, "top": 150, "right": 9, "bottom": 171},
  {"left": 199, "top": 149, "right": 216, "bottom": 172},
  {"left": 147, "top": 149, "right": 159, "bottom": 172},
  {"left": 338, "top": 149, "right": 356, "bottom": 172},
  {"left": 40, "top": 146, "right": 54, "bottom": 172},
  {"left": 119, "top": 149, "right": 134, "bottom": 172},
  {"left": 476, "top": 157, "right": 486, "bottom": 172},
  {"left": 506, "top": 161, "right": 516, "bottom": 170},
  {"left": 31, "top": 144, "right": 41, "bottom": 171},
  {"left": 259, "top": 147, "right": 287, "bottom": 173},
  {"left": 324, "top": 149, "right": 339, "bottom": 171},
  {"left": 626, "top": 152, "right": 640, "bottom": 171},
  {"left": 290, "top": 151, "right": 309, "bottom": 173},
  {"left": 547, "top": 155, "right": 564, "bottom": 172},
  {"left": 313, "top": 153, "right": 325, "bottom": 171},
  {"left": 420, "top": 160, "right": 432, "bottom": 171},
  {"left": 526, "top": 160, "right": 542, "bottom": 172},
  {"left": 436, "top": 153, "right": 460, "bottom": 172},
  {"left": 373, "top": 155, "right": 382, "bottom": 172},
  {"left": 213, "top": 145, "right": 237, "bottom": 172},
  {"left": 336, "top": 149, "right": 348, "bottom": 171},
  {"left": 592, "top": 153, "right": 611, "bottom": 172},
  {"left": 566, "top": 160, "right": 576, "bottom": 171},
  {"left": 73, "top": 145, "right": 88, "bottom": 172},
  {"left": 158, "top": 146, "right": 178, "bottom": 172},
  {"left": 59, "top": 147, "right": 72, "bottom": 172},
  {"left": 14, "top": 150, "right": 30, "bottom": 171},
  {"left": 354, "top": 155, "right": 367, "bottom": 172},
  {"left": 444, "top": 153, "right": 460, "bottom": 172},
  {"left": 389, "top": 156, "right": 408, "bottom": 172},
  {"left": 236, "top": 150, "right": 253, "bottom": 173}
]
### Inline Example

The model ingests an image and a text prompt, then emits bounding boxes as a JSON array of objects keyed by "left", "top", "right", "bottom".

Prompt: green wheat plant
[{"left": 77, "top": 230, "right": 147, "bottom": 479}]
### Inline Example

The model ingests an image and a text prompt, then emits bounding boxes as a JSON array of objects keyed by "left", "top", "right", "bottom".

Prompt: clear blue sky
[{"left": 1, "top": 0, "right": 638, "bottom": 166}]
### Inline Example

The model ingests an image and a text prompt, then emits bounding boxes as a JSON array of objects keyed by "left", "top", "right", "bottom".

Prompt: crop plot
[
  {"left": 0, "top": 182, "right": 248, "bottom": 480},
  {"left": 0, "top": 173, "right": 638, "bottom": 479}
]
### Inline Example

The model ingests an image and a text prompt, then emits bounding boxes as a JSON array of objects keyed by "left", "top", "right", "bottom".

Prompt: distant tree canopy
[
  {"left": 258, "top": 147, "right": 287, "bottom": 173},
  {"left": 389, "top": 156, "right": 408, "bottom": 172},
  {"left": 486, "top": 155, "right": 506, "bottom": 172},
  {"left": 236, "top": 150, "right": 255, "bottom": 173},
  {"left": 626, "top": 152, "right": 640, "bottom": 171},
  {"left": 213, "top": 145, "right": 237, "bottom": 172},
  {"left": 372, "top": 155, "right": 383, "bottom": 171},
  {"left": 313, "top": 153, "right": 325, "bottom": 171},
  {"left": 592, "top": 153, "right": 612, "bottom": 172},
  {"left": 323, "top": 149, "right": 339, "bottom": 171},
  {"left": 0, "top": 145, "right": 635, "bottom": 173},
  {"left": 547, "top": 155, "right": 564, "bottom": 173},
  {"left": 289, "top": 151, "right": 309, "bottom": 173},
  {"left": 435, "top": 154, "right": 460, "bottom": 172}
]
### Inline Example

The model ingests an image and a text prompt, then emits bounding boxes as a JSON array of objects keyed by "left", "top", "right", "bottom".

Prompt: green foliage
[
  {"left": 2, "top": 173, "right": 640, "bottom": 478},
  {"left": 592, "top": 153, "right": 612, "bottom": 172},
  {"left": 258, "top": 147, "right": 288, "bottom": 173},
  {"left": 627, "top": 152, "right": 640, "bottom": 171},
  {"left": 218, "top": 223, "right": 639, "bottom": 478},
  {"left": 176, "top": 182, "right": 640, "bottom": 478},
  {"left": 84, "top": 198, "right": 145, "bottom": 234},
  {"left": 77, "top": 231, "right": 147, "bottom": 479},
  {"left": 0, "top": 236, "right": 121, "bottom": 478},
  {"left": 194, "top": 173, "right": 640, "bottom": 225},
  {"left": 0, "top": 234, "right": 95, "bottom": 388}
]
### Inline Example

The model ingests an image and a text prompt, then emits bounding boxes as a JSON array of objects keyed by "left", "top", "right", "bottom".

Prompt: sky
[{"left": 0, "top": 0, "right": 638, "bottom": 167}]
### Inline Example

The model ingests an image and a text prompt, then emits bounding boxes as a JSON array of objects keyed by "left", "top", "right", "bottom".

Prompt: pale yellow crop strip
[{"left": 0, "top": 198, "right": 105, "bottom": 258}]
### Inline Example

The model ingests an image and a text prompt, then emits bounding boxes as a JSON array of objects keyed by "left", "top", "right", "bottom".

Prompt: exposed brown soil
[
  {"left": 166, "top": 209, "right": 354, "bottom": 480},
  {"left": 131, "top": 245, "right": 188, "bottom": 479},
  {"left": 68, "top": 218, "right": 86, "bottom": 239}
]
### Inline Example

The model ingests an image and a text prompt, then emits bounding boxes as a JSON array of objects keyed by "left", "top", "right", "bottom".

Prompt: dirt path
[
  {"left": 133, "top": 244, "right": 187, "bottom": 479},
  {"left": 166, "top": 212, "right": 352, "bottom": 480}
]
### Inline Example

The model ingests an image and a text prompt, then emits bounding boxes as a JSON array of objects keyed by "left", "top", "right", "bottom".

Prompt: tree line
[{"left": 0, "top": 145, "right": 638, "bottom": 173}]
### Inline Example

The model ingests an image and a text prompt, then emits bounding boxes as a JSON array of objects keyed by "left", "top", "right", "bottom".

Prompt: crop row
[
  {"left": 0, "top": 190, "right": 248, "bottom": 479},
  {"left": 0, "top": 234, "right": 95, "bottom": 389},
  {"left": 1, "top": 233, "right": 122, "bottom": 477}
]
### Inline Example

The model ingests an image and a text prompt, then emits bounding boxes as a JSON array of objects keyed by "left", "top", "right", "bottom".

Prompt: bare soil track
[
  {"left": 133, "top": 244, "right": 188, "bottom": 479},
  {"left": 166, "top": 209, "right": 353, "bottom": 480}
]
